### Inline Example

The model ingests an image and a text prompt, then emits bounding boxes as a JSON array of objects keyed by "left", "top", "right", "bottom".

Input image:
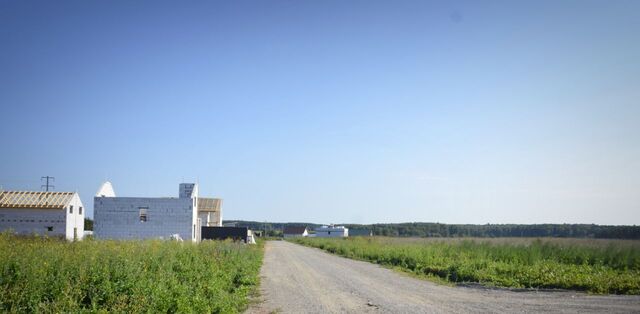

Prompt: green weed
[
  {"left": 291, "top": 237, "right": 640, "bottom": 294},
  {"left": 0, "top": 233, "right": 263, "bottom": 313}
]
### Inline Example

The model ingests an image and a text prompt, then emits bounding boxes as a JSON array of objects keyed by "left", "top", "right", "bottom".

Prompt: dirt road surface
[{"left": 247, "top": 241, "right": 640, "bottom": 314}]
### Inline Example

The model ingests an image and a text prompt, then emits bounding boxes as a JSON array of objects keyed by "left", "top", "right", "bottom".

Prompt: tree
[{"left": 84, "top": 218, "right": 93, "bottom": 231}]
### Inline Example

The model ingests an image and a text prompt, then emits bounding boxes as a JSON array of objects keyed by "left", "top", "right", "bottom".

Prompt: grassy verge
[
  {"left": 0, "top": 233, "right": 263, "bottom": 313},
  {"left": 290, "top": 237, "right": 640, "bottom": 294}
]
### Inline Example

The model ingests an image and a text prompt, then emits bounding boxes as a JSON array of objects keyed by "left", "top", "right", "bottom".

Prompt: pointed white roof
[{"left": 95, "top": 181, "right": 116, "bottom": 197}]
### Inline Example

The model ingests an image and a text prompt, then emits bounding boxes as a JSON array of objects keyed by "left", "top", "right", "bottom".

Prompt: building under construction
[
  {"left": 0, "top": 190, "right": 86, "bottom": 241},
  {"left": 93, "top": 182, "right": 222, "bottom": 242}
]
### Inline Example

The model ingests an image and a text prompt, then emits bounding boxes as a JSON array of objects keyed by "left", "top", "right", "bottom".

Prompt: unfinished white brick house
[
  {"left": 93, "top": 182, "right": 222, "bottom": 242},
  {"left": 0, "top": 190, "right": 85, "bottom": 241}
]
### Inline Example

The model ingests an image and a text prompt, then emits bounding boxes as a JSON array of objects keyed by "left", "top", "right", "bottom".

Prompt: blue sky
[{"left": 1, "top": 1, "right": 639, "bottom": 224}]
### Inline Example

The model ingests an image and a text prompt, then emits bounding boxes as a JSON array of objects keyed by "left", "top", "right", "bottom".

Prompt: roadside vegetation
[
  {"left": 0, "top": 233, "right": 263, "bottom": 313},
  {"left": 291, "top": 237, "right": 640, "bottom": 294}
]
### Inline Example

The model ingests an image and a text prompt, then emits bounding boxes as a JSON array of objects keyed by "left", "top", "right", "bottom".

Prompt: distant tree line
[
  {"left": 224, "top": 221, "right": 322, "bottom": 237},
  {"left": 225, "top": 220, "right": 640, "bottom": 239},
  {"left": 84, "top": 218, "right": 93, "bottom": 231},
  {"left": 344, "top": 223, "right": 640, "bottom": 239}
]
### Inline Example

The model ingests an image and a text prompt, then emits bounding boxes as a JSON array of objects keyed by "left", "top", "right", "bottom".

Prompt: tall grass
[
  {"left": 0, "top": 233, "right": 263, "bottom": 313},
  {"left": 291, "top": 237, "right": 640, "bottom": 294}
]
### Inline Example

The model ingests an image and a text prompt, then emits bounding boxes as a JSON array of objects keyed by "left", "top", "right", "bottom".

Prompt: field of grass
[
  {"left": 0, "top": 233, "right": 263, "bottom": 313},
  {"left": 291, "top": 237, "right": 640, "bottom": 294}
]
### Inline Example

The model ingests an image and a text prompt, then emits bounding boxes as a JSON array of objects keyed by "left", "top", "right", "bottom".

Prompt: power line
[{"left": 41, "top": 176, "right": 55, "bottom": 191}]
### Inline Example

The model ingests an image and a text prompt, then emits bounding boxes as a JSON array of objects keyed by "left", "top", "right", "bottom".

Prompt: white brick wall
[
  {"left": 0, "top": 208, "right": 67, "bottom": 237},
  {"left": 94, "top": 197, "right": 195, "bottom": 241}
]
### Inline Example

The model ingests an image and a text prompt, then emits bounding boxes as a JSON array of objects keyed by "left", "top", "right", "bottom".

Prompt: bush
[{"left": 0, "top": 233, "right": 263, "bottom": 313}]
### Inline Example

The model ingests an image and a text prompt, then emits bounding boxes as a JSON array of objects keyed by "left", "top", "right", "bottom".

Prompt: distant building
[
  {"left": 0, "top": 190, "right": 85, "bottom": 241},
  {"left": 315, "top": 225, "right": 348, "bottom": 238},
  {"left": 94, "top": 182, "right": 222, "bottom": 242},
  {"left": 283, "top": 226, "right": 308, "bottom": 238},
  {"left": 349, "top": 229, "right": 373, "bottom": 237}
]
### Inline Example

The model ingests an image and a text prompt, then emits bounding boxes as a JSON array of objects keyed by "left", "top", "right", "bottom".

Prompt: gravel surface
[{"left": 246, "top": 241, "right": 640, "bottom": 314}]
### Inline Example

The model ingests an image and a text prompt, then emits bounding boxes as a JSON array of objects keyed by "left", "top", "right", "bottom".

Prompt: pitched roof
[
  {"left": 283, "top": 226, "right": 307, "bottom": 234},
  {"left": 95, "top": 181, "right": 115, "bottom": 197},
  {"left": 197, "top": 198, "right": 222, "bottom": 212},
  {"left": 0, "top": 191, "right": 75, "bottom": 209}
]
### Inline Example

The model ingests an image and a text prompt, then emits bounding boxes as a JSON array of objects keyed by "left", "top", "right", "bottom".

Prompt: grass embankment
[
  {"left": 291, "top": 237, "right": 640, "bottom": 294},
  {"left": 0, "top": 233, "right": 263, "bottom": 313}
]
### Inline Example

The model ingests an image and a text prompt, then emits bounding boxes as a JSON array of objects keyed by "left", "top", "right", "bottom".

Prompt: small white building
[
  {"left": 0, "top": 190, "right": 85, "bottom": 241},
  {"left": 283, "top": 226, "right": 308, "bottom": 238},
  {"left": 315, "top": 225, "right": 348, "bottom": 238},
  {"left": 94, "top": 182, "right": 222, "bottom": 242}
]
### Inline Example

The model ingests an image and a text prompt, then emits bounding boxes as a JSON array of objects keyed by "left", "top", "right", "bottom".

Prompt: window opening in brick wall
[{"left": 139, "top": 207, "right": 148, "bottom": 222}]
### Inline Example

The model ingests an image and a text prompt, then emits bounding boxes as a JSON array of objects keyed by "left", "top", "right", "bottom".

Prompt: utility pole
[{"left": 41, "top": 176, "right": 55, "bottom": 191}]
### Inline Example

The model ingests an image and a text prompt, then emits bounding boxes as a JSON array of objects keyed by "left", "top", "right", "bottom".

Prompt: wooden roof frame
[
  {"left": 197, "top": 197, "right": 222, "bottom": 212},
  {"left": 0, "top": 191, "right": 74, "bottom": 209}
]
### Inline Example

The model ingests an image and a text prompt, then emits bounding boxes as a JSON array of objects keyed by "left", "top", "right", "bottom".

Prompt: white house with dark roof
[
  {"left": 283, "top": 226, "right": 309, "bottom": 238},
  {"left": 0, "top": 190, "right": 85, "bottom": 241}
]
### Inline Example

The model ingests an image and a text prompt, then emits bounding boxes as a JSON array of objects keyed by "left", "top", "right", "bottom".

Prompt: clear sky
[{"left": 1, "top": 1, "right": 639, "bottom": 225}]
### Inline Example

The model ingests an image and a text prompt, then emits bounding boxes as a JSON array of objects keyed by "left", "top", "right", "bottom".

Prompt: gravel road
[{"left": 247, "top": 241, "right": 640, "bottom": 314}]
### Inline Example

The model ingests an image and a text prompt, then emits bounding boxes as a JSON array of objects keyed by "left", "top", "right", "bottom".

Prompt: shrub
[{"left": 0, "top": 233, "right": 263, "bottom": 313}]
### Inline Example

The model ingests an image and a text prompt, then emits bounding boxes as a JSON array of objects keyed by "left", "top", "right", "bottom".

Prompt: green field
[
  {"left": 0, "top": 233, "right": 263, "bottom": 313},
  {"left": 291, "top": 237, "right": 640, "bottom": 294}
]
